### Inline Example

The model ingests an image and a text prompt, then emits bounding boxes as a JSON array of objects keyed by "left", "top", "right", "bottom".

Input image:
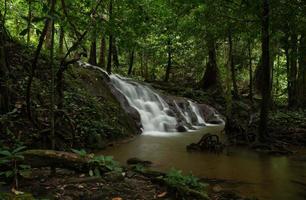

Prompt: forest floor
[{"left": 1, "top": 166, "right": 252, "bottom": 200}]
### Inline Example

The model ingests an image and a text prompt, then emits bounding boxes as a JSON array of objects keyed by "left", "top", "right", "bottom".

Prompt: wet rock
[
  {"left": 176, "top": 124, "right": 187, "bottom": 132},
  {"left": 165, "top": 108, "right": 176, "bottom": 117},
  {"left": 127, "top": 157, "right": 152, "bottom": 166}
]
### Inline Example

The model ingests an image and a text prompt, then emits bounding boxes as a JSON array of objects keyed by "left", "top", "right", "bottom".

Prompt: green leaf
[
  {"left": 12, "top": 146, "right": 27, "bottom": 154},
  {"left": 5, "top": 171, "right": 13, "bottom": 178},
  {"left": 94, "top": 168, "right": 101, "bottom": 177},
  {"left": 19, "top": 164, "right": 30, "bottom": 169},
  {"left": 0, "top": 150, "right": 11, "bottom": 157}
]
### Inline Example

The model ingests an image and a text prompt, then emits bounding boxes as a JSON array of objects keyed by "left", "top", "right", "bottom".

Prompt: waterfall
[
  {"left": 79, "top": 62, "right": 224, "bottom": 134},
  {"left": 110, "top": 74, "right": 178, "bottom": 133}
]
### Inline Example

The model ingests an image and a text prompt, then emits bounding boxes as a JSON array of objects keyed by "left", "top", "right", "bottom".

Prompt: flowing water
[
  {"left": 81, "top": 63, "right": 306, "bottom": 200},
  {"left": 102, "top": 127, "right": 306, "bottom": 200}
]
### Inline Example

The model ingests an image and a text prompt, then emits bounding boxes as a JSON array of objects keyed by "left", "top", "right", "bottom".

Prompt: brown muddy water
[{"left": 101, "top": 126, "right": 306, "bottom": 200}]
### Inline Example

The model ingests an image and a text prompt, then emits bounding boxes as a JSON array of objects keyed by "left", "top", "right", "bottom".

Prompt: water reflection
[{"left": 101, "top": 127, "right": 306, "bottom": 200}]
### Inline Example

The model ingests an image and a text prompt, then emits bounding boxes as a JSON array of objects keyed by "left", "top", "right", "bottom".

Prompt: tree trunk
[
  {"left": 144, "top": 51, "right": 148, "bottom": 81},
  {"left": 165, "top": 38, "right": 172, "bottom": 82},
  {"left": 248, "top": 39, "right": 253, "bottom": 104},
  {"left": 59, "top": 26, "right": 64, "bottom": 57},
  {"left": 284, "top": 36, "right": 290, "bottom": 106},
  {"left": 128, "top": 48, "right": 135, "bottom": 75},
  {"left": 27, "top": 0, "right": 32, "bottom": 44},
  {"left": 0, "top": 17, "right": 9, "bottom": 114},
  {"left": 88, "top": 38, "right": 97, "bottom": 65},
  {"left": 98, "top": 35, "right": 106, "bottom": 68},
  {"left": 49, "top": 0, "right": 56, "bottom": 151},
  {"left": 298, "top": 34, "right": 306, "bottom": 107},
  {"left": 288, "top": 33, "right": 298, "bottom": 108},
  {"left": 22, "top": 150, "right": 108, "bottom": 173},
  {"left": 140, "top": 51, "right": 144, "bottom": 77},
  {"left": 200, "top": 38, "right": 219, "bottom": 90},
  {"left": 228, "top": 31, "right": 238, "bottom": 98},
  {"left": 113, "top": 41, "right": 119, "bottom": 67},
  {"left": 258, "top": 0, "right": 271, "bottom": 142},
  {"left": 106, "top": 0, "right": 113, "bottom": 74},
  {"left": 225, "top": 37, "right": 233, "bottom": 119},
  {"left": 26, "top": 5, "right": 53, "bottom": 123}
]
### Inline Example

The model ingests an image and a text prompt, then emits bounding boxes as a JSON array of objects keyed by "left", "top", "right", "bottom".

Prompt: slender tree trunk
[
  {"left": 165, "top": 38, "right": 172, "bottom": 82},
  {"left": 107, "top": 36, "right": 113, "bottom": 74},
  {"left": 98, "top": 35, "right": 106, "bottom": 68},
  {"left": 201, "top": 38, "right": 219, "bottom": 90},
  {"left": 106, "top": 0, "right": 113, "bottom": 74},
  {"left": 225, "top": 38, "right": 232, "bottom": 119},
  {"left": 284, "top": 36, "right": 290, "bottom": 106},
  {"left": 113, "top": 41, "right": 119, "bottom": 67},
  {"left": 0, "top": 16, "right": 9, "bottom": 114},
  {"left": 140, "top": 51, "right": 144, "bottom": 77},
  {"left": 88, "top": 38, "right": 97, "bottom": 65},
  {"left": 50, "top": 0, "right": 56, "bottom": 152},
  {"left": 228, "top": 30, "right": 238, "bottom": 98},
  {"left": 298, "top": 34, "right": 306, "bottom": 107},
  {"left": 26, "top": 6, "right": 52, "bottom": 123},
  {"left": 275, "top": 52, "right": 280, "bottom": 97},
  {"left": 128, "top": 48, "right": 135, "bottom": 75},
  {"left": 144, "top": 51, "right": 148, "bottom": 81},
  {"left": 288, "top": 33, "right": 298, "bottom": 108},
  {"left": 59, "top": 26, "right": 64, "bottom": 57},
  {"left": 258, "top": 0, "right": 271, "bottom": 142},
  {"left": 27, "top": 0, "right": 32, "bottom": 44},
  {"left": 248, "top": 39, "right": 253, "bottom": 104}
]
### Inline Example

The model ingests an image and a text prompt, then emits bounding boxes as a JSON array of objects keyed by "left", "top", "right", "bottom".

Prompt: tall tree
[
  {"left": 0, "top": 12, "right": 9, "bottom": 114},
  {"left": 164, "top": 38, "right": 172, "bottom": 82},
  {"left": 88, "top": 38, "right": 97, "bottom": 65},
  {"left": 106, "top": 0, "right": 113, "bottom": 74},
  {"left": 99, "top": 35, "right": 106, "bottom": 68},
  {"left": 201, "top": 38, "right": 219, "bottom": 90},
  {"left": 50, "top": 0, "right": 56, "bottom": 151},
  {"left": 258, "top": 0, "right": 271, "bottom": 141},
  {"left": 228, "top": 30, "right": 239, "bottom": 98},
  {"left": 128, "top": 48, "right": 135, "bottom": 75}
]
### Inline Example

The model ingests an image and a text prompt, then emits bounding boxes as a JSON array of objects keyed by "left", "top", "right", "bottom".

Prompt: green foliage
[
  {"left": 71, "top": 149, "right": 88, "bottom": 157},
  {"left": 164, "top": 169, "right": 207, "bottom": 192},
  {"left": 63, "top": 85, "right": 125, "bottom": 146},
  {"left": 70, "top": 148, "right": 122, "bottom": 177},
  {"left": 88, "top": 155, "right": 122, "bottom": 176},
  {"left": 0, "top": 146, "right": 31, "bottom": 189}
]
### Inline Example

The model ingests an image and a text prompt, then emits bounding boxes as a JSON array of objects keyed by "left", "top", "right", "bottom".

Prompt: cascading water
[
  {"left": 110, "top": 74, "right": 177, "bottom": 133},
  {"left": 79, "top": 62, "right": 224, "bottom": 134}
]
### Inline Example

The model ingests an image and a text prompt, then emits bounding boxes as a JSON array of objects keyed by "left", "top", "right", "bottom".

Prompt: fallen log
[{"left": 22, "top": 150, "right": 106, "bottom": 172}]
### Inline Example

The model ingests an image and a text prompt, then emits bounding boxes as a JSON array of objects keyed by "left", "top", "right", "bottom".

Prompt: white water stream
[{"left": 80, "top": 62, "right": 224, "bottom": 135}]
